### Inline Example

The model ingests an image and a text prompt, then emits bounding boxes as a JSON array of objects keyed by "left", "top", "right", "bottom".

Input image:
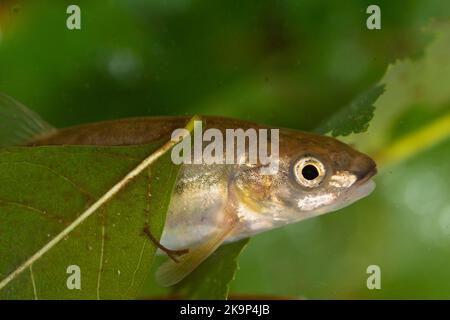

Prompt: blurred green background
[{"left": 1, "top": 0, "right": 450, "bottom": 299}]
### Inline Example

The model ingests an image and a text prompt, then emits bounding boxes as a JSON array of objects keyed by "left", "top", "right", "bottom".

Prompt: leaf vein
[
  {"left": 96, "top": 217, "right": 106, "bottom": 300},
  {"left": 0, "top": 161, "right": 94, "bottom": 200},
  {"left": 0, "top": 198, "right": 65, "bottom": 223},
  {"left": 29, "top": 265, "right": 38, "bottom": 300}
]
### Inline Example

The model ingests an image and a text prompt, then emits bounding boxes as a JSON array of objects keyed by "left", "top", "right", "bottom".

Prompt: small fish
[{"left": 0, "top": 93, "right": 377, "bottom": 286}]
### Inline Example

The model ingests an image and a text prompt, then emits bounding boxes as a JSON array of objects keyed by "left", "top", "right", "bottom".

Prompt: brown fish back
[{"left": 27, "top": 116, "right": 271, "bottom": 146}]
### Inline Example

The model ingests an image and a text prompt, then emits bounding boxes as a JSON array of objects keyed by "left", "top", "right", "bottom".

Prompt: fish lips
[
  {"left": 348, "top": 164, "right": 377, "bottom": 202},
  {"left": 355, "top": 165, "right": 377, "bottom": 185},
  {"left": 353, "top": 157, "right": 377, "bottom": 184}
]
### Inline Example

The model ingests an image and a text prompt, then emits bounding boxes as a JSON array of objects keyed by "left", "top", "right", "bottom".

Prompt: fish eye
[
  {"left": 293, "top": 156, "right": 326, "bottom": 188},
  {"left": 302, "top": 164, "right": 319, "bottom": 180}
]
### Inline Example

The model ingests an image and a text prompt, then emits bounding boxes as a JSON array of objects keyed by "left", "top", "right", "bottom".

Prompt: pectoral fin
[
  {"left": 156, "top": 222, "right": 239, "bottom": 287},
  {"left": 156, "top": 164, "right": 242, "bottom": 287}
]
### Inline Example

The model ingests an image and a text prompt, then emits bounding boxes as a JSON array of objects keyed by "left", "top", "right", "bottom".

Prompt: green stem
[{"left": 374, "top": 111, "right": 450, "bottom": 169}]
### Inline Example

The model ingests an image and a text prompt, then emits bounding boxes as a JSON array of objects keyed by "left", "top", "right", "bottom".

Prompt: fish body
[
  {"left": 0, "top": 93, "right": 377, "bottom": 285},
  {"left": 27, "top": 116, "right": 377, "bottom": 250}
]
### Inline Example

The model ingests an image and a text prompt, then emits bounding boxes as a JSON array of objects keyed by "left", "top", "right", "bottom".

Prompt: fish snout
[{"left": 351, "top": 155, "right": 377, "bottom": 184}]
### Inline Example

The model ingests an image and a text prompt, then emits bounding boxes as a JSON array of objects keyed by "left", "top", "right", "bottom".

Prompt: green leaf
[
  {"left": 0, "top": 143, "right": 179, "bottom": 299},
  {"left": 316, "top": 84, "right": 385, "bottom": 137},
  {"left": 343, "top": 21, "right": 450, "bottom": 158},
  {"left": 171, "top": 239, "right": 249, "bottom": 300},
  {"left": 0, "top": 115, "right": 249, "bottom": 300}
]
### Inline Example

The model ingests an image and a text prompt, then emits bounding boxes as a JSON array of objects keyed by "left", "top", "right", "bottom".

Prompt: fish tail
[{"left": 0, "top": 92, "right": 55, "bottom": 146}]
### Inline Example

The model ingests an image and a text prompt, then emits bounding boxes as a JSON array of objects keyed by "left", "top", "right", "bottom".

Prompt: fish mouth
[
  {"left": 355, "top": 167, "right": 377, "bottom": 186},
  {"left": 349, "top": 163, "right": 377, "bottom": 201},
  {"left": 354, "top": 162, "right": 377, "bottom": 186},
  {"left": 338, "top": 164, "right": 377, "bottom": 208},
  {"left": 318, "top": 177, "right": 376, "bottom": 215}
]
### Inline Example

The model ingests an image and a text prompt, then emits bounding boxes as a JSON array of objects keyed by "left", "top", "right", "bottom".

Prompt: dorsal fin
[{"left": 0, "top": 92, "right": 55, "bottom": 146}]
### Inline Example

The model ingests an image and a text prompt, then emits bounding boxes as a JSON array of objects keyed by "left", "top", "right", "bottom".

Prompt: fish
[{"left": 0, "top": 93, "right": 377, "bottom": 286}]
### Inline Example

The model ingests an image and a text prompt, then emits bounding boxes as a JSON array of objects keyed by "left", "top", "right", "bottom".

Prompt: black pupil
[{"left": 302, "top": 164, "right": 319, "bottom": 180}]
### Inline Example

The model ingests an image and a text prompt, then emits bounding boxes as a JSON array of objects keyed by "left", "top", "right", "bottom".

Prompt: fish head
[{"left": 233, "top": 130, "right": 377, "bottom": 224}]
